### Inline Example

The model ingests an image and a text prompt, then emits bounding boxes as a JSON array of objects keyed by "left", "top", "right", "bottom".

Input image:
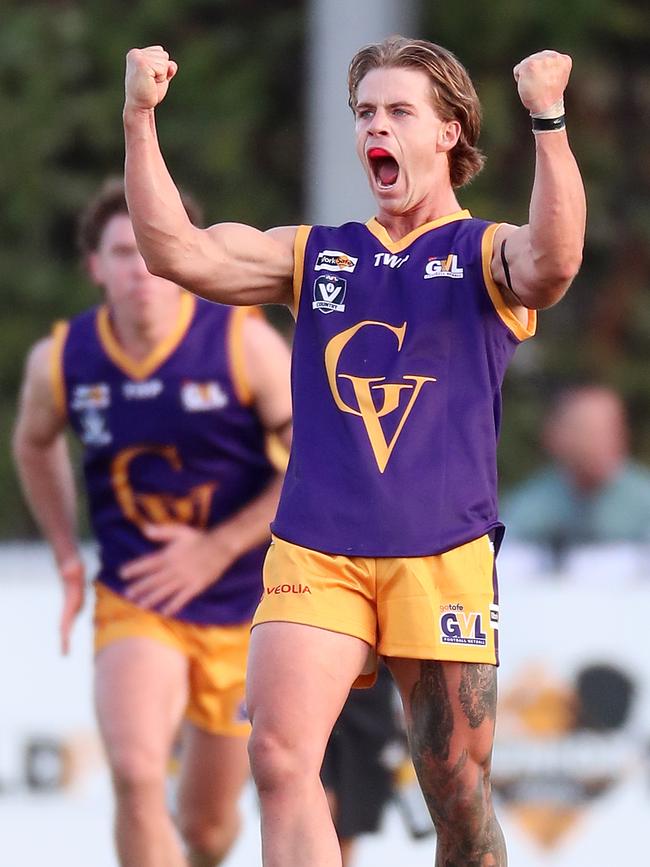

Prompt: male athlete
[
  {"left": 122, "top": 36, "right": 586, "bottom": 866},
  {"left": 12, "top": 179, "right": 292, "bottom": 867}
]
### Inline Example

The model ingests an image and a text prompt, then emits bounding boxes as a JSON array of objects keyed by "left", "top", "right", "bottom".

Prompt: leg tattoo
[{"left": 408, "top": 662, "right": 507, "bottom": 866}]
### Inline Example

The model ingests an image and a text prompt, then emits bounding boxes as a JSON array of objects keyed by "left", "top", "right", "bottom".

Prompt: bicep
[{"left": 178, "top": 223, "right": 297, "bottom": 307}]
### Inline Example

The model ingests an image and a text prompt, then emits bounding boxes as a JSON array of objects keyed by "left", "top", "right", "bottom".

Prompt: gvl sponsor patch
[
  {"left": 313, "top": 276, "right": 347, "bottom": 314},
  {"left": 71, "top": 383, "right": 110, "bottom": 411},
  {"left": 181, "top": 381, "right": 229, "bottom": 411},
  {"left": 314, "top": 250, "right": 358, "bottom": 273},
  {"left": 439, "top": 604, "right": 487, "bottom": 646},
  {"left": 424, "top": 254, "right": 464, "bottom": 280}
]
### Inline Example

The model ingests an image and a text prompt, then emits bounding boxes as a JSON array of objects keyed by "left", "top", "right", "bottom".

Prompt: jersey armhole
[
  {"left": 49, "top": 320, "right": 70, "bottom": 419},
  {"left": 292, "top": 225, "right": 312, "bottom": 318},
  {"left": 481, "top": 223, "right": 537, "bottom": 341},
  {"left": 228, "top": 306, "right": 264, "bottom": 406}
]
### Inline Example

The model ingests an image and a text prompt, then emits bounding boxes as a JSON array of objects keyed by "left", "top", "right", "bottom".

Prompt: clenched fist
[
  {"left": 125, "top": 45, "right": 178, "bottom": 111},
  {"left": 513, "top": 50, "right": 572, "bottom": 115}
]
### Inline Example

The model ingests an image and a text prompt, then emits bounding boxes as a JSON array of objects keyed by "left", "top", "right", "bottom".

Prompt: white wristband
[{"left": 530, "top": 98, "right": 565, "bottom": 119}]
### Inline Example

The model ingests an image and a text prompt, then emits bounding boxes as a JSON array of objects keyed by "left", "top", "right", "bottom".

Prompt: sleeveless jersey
[
  {"left": 271, "top": 211, "right": 536, "bottom": 556},
  {"left": 53, "top": 294, "right": 275, "bottom": 625}
]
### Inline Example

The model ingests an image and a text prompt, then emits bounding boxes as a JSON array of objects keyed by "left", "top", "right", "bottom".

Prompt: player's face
[
  {"left": 88, "top": 214, "right": 181, "bottom": 314},
  {"left": 354, "top": 67, "right": 460, "bottom": 213}
]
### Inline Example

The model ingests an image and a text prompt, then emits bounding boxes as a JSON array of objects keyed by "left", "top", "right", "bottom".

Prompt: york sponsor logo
[
  {"left": 314, "top": 250, "right": 358, "bottom": 273},
  {"left": 439, "top": 603, "right": 487, "bottom": 646},
  {"left": 266, "top": 583, "right": 312, "bottom": 595},
  {"left": 313, "top": 275, "right": 347, "bottom": 314},
  {"left": 424, "top": 253, "right": 464, "bottom": 280},
  {"left": 71, "top": 383, "right": 110, "bottom": 411},
  {"left": 373, "top": 252, "right": 409, "bottom": 269}
]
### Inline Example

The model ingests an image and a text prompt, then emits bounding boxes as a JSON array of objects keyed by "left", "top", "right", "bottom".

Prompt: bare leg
[
  {"left": 247, "top": 622, "right": 370, "bottom": 867},
  {"left": 388, "top": 658, "right": 506, "bottom": 867},
  {"left": 95, "top": 637, "right": 189, "bottom": 867},
  {"left": 176, "top": 723, "right": 250, "bottom": 866}
]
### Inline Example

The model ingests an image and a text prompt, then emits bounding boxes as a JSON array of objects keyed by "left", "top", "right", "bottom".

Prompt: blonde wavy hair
[{"left": 348, "top": 36, "right": 485, "bottom": 188}]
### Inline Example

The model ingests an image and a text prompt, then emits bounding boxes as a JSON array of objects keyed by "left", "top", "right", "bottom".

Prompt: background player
[
  {"left": 12, "top": 179, "right": 292, "bottom": 867},
  {"left": 122, "top": 36, "right": 585, "bottom": 866}
]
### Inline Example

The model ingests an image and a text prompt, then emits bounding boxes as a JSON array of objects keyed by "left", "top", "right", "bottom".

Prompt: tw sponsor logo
[
  {"left": 266, "top": 583, "right": 312, "bottom": 595},
  {"left": 424, "top": 254, "right": 464, "bottom": 280},
  {"left": 373, "top": 252, "right": 409, "bottom": 269},
  {"left": 314, "top": 250, "right": 358, "bottom": 273},
  {"left": 439, "top": 603, "right": 487, "bottom": 646}
]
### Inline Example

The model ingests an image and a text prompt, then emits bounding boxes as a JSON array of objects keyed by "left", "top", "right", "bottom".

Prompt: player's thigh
[
  {"left": 247, "top": 622, "right": 371, "bottom": 766},
  {"left": 387, "top": 657, "right": 498, "bottom": 770},
  {"left": 176, "top": 722, "right": 249, "bottom": 822},
  {"left": 95, "top": 636, "right": 189, "bottom": 776}
]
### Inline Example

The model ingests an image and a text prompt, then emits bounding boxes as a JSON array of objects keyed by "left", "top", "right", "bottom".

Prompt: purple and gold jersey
[
  {"left": 271, "top": 211, "right": 535, "bottom": 557},
  {"left": 52, "top": 294, "right": 276, "bottom": 625}
]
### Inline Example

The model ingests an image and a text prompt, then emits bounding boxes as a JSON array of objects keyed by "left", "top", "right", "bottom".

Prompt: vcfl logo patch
[
  {"left": 374, "top": 252, "right": 410, "bottom": 269},
  {"left": 313, "top": 275, "right": 347, "bottom": 314},
  {"left": 424, "top": 254, "right": 464, "bottom": 280}
]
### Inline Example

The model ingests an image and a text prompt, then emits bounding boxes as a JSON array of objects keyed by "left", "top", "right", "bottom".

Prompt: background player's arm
[
  {"left": 121, "top": 315, "right": 292, "bottom": 616},
  {"left": 12, "top": 338, "right": 85, "bottom": 654},
  {"left": 491, "top": 51, "right": 586, "bottom": 315},
  {"left": 123, "top": 46, "right": 296, "bottom": 307}
]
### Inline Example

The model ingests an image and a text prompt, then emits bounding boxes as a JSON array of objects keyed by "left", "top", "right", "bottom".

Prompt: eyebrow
[{"left": 355, "top": 100, "right": 416, "bottom": 111}]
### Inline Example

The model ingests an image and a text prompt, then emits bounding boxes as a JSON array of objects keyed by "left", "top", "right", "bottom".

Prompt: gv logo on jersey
[
  {"left": 324, "top": 321, "right": 436, "bottom": 473},
  {"left": 313, "top": 276, "right": 347, "bottom": 314},
  {"left": 111, "top": 445, "right": 217, "bottom": 529},
  {"left": 424, "top": 254, "right": 464, "bottom": 280},
  {"left": 439, "top": 603, "right": 487, "bottom": 646},
  {"left": 314, "top": 250, "right": 358, "bottom": 273}
]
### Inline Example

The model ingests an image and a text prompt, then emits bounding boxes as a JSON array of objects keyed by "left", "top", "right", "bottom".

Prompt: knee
[
  {"left": 108, "top": 745, "right": 166, "bottom": 803},
  {"left": 416, "top": 754, "right": 494, "bottom": 832},
  {"left": 179, "top": 809, "right": 240, "bottom": 865},
  {"left": 247, "top": 724, "right": 317, "bottom": 795}
]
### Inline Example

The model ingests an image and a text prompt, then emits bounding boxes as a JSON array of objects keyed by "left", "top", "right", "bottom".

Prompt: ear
[
  {"left": 86, "top": 252, "right": 103, "bottom": 286},
  {"left": 437, "top": 120, "right": 461, "bottom": 153}
]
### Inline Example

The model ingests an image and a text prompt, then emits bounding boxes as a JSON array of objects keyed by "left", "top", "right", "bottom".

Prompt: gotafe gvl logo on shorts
[
  {"left": 439, "top": 603, "right": 487, "bottom": 646},
  {"left": 314, "top": 250, "right": 358, "bottom": 273},
  {"left": 313, "top": 276, "right": 347, "bottom": 313}
]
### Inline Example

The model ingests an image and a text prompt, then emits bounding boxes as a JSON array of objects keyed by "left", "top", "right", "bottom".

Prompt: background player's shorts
[
  {"left": 253, "top": 533, "right": 499, "bottom": 685},
  {"left": 94, "top": 583, "right": 250, "bottom": 737},
  {"left": 321, "top": 665, "right": 401, "bottom": 838}
]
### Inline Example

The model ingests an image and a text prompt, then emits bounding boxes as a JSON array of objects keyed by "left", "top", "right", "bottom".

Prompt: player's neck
[
  {"left": 374, "top": 189, "right": 463, "bottom": 242},
  {"left": 108, "top": 294, "right": 184, "bottom": 360}
]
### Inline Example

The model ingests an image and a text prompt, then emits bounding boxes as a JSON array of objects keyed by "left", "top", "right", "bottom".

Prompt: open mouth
[{"left": 367, "top": 147, "right": 399, "bottom": 189}]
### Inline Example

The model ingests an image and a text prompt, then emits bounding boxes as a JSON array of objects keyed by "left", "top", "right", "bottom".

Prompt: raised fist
[
  {"left": 513, "top": 50, "right": 572, "bottom": 115},
  {"left": 125, "top": 46, "right": 178, "bottom": 111}
]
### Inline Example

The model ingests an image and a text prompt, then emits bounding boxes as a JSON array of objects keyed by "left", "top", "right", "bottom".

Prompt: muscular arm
[
  {"left": 123, "top": 46, "right": 296, "bottom": 306},
  {"left": 491, "top": 51, "right": 586, "bottom": 314},
  {"left": 12, "top": 339, "right": 79, "bottom": 566},
  {"left": 12, "top": 338, "right": 85, "bottom": 652}
]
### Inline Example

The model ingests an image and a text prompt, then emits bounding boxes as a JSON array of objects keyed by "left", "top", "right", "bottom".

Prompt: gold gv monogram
[
  {"left": 111, "top": 445, "right": 217, "bottom": 528},
  {"left": 324, "top": 321, "right": 436, "bottom": 473}
]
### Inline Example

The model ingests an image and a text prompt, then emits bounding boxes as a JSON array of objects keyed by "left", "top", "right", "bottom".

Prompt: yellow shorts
[
  {"left": 253, "top": 534, "right": 499, "bottom": 685},
  {"left": 94, "top": 583, "right": 250, "bottom": 737}
]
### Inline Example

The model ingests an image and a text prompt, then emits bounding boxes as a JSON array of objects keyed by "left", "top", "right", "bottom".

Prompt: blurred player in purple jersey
[
  {"left": 13, "top": 179, "right": 292, "bottom": 867},
  {"left": 122, "top": 35, "right": 585, "bottom": 867}
]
